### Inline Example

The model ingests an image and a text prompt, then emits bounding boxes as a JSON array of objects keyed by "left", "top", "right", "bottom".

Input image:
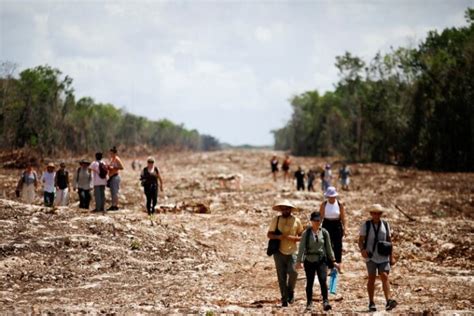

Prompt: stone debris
[{"left": 0, "top": 149, "right": 473, "bottom": 314}]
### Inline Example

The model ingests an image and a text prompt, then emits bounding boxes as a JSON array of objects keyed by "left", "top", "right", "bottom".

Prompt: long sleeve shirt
[{"left": 296, "top": 227, "right": 335, "bottom": 263}]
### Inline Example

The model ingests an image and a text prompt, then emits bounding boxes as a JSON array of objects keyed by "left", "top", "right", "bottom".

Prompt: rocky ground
[{"left": 0, "top": 150, "right": 473, "bottom": 314}]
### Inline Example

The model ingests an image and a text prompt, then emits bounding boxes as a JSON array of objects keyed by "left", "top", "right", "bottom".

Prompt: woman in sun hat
[
  {"left": 267, "top": 200, "right": 304, "bottom": 307},
  {"left": 358, "top": 204, "right": 397, "bottom": 312},
  {"left": 319, "top": 186, "right": 347, "bottom": 271}
]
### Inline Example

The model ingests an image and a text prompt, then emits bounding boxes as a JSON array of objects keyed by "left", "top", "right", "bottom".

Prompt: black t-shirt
[
  {"left": 294, "top": 170, "right": 305, "bottom": 183},
  {"left": 56, "top": 170, "right": 69, "bottom": 190}
]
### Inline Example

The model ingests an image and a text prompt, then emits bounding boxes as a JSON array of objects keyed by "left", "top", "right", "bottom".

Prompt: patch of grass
[{"left": 130, "top": 239, "right": 141, "bottom": 250}]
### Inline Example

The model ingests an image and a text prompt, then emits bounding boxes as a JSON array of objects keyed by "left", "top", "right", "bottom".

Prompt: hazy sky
[{"left": 1, "top": 1, "right": 471, "bottom": 145}]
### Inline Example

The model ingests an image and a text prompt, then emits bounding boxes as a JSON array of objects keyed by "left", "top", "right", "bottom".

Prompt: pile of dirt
[{"left": 0, "top": 149, "right": 473, "bottom": 314}]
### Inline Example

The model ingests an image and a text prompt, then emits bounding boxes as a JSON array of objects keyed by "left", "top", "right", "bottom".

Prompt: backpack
[
  {"left": 98, "top": 161, "right": 108, "bottom": 179},
  {"left": 363, "top": 220, "right": 392, "bottom": 256}
]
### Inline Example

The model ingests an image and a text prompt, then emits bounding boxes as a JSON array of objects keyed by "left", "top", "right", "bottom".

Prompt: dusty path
[{"left": 0, "top": 150, "right": 473, "bottom": 314}]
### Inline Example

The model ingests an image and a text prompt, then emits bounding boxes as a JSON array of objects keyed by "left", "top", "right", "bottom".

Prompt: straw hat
[
  {"left": 364, "top": 204, "right": 389, "bottom": 213},
  {"left": 272, "top": 200, "right": 298, "bottom": 212},
  {"left": 47, "top": 162, "right": 55, "bottom": 168}
]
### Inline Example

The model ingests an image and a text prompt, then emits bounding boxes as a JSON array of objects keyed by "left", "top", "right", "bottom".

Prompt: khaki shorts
[{"left": 366, "top": 261, "right": 390, "bottom": 276}]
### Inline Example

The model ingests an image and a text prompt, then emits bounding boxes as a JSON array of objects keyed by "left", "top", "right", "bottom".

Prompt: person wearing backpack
[
  {"left": 320, "top": 186, "right": 347, "bottom": 272},
  {"left": 358, "top": 204, "right": 397, "bottom": 312},
  {"left": 140, "top": 157, "right": 164, "bottom": 216},
  {"left": 89, "top": 152, "right": 107, "bottom": 212},
  {"left": 296, "top": 212, "right": 339, "bottom": 312},
  {"left": 73, "top": 159, "right": 92, "bottom": 209},
  {"left": 16, "top": 164, "right": 38, "bottom": 204},
  {"left": 267, "top": 200, "right": 304, "bottom": 307},
  {"left": 107, "top": 146, "right": 124, "bottom": 211},
  {"left": 54, "top": 162, "right": 70, "bottom": 206}
]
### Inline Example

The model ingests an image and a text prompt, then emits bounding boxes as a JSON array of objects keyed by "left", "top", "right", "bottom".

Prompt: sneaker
[
  {"left": 305, "top": 302, "right": 313, "bottom": 311},
  {"left": 282, "top": 301, "right": 288, "bottom": 307},
  {"left": 323, "top": 300, "right": 332, "bottom": 311},
  {"left": 386, "top": 299, "right": 397, "bottom": 311},
  {"left": 369, "top": 302, "right": 377, "bottom": 312}
]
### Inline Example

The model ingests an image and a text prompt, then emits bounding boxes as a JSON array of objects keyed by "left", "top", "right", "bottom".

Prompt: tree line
[
  {"left": 273, "top": 8, "right": 473, "bottom": 172},
  {"left": 0, "top": 64, "right": 220, "bottom": 155}
]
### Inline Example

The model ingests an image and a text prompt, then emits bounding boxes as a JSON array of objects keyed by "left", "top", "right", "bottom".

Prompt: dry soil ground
[{"left": 0, "top": 150, "right": 473, "bottom": 314}]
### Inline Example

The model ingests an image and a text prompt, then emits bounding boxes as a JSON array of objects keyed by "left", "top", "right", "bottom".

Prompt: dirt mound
[{"left": 0, "top": 150, "right": 473, "bottom": 314}]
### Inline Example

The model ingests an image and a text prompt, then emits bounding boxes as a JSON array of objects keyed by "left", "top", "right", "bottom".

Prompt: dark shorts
[{"left": 366, "top": 261, "right": 390, "bottom": 276}]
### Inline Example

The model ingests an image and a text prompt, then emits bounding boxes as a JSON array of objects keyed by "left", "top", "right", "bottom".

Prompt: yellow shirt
[{"left": 268, "top": 215, "right": 304, "bottom": 255}]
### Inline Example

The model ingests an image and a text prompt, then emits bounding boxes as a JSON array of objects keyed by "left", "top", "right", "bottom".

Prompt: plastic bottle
[{"left": 329, "top": 268, "right": 338, "bottom": 294}]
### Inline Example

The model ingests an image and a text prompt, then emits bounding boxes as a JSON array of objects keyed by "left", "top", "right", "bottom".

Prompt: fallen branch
[{"left": 394, "top": 204, "right": 416, "bottom": 222}]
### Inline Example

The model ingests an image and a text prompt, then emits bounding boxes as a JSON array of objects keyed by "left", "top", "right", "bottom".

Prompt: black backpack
[{"left": 98, "top": 161, "right": 108, "bottom": 179}]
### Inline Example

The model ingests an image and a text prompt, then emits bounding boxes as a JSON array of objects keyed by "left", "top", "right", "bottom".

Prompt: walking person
[
  {"left": 282, "top": 155, "right": 291, "bottom": 183},
  {"left": 267, "top": 200, "right": 304, "bottom": 307},
  {"left": 16, "top": 164, "right": 38, "bottom": 204},
  {"left": 296, "top": 212, "right": 339, "bottom": 312},
  {"left": 321, "top": 164, "right": 332, "bottom": 192},
  {"left": 41, "top": 163, "right": 56, "bottom": 207},
  {"left": 320, "top": 186, "right": 346, "bottom": 272},
  {"left": 73, "top": 159, "right": 92, "bottom": 209},
  {"left": 140, "top": 157, "right": 164, "bottom": 216},
  {"left": 339, "top": 164, "right": 351, "bottom": 191},
  {"left": 294, "top": 166, "right": 305, "bottom": 191},
  {"left": 307, "top": 169, "right": 316, "bottom": 192},
  {"left": 89, "top": 152, "right": 107, "bottom": 212},
  {"left": 270, "top": 155, "right": 279, "bottom": 182},
  {"left": 107, "top": 146, "right": 124, "bottom": 211},
  {"left": 54, "top": 162, "right": 70, "bottom": 206},
  {"left": 358, "top": 204, "right": 397, "bottom": 312}
]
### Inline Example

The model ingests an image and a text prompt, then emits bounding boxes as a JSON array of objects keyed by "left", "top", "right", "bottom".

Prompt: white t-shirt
[
  {"left": 90, "top": 160, "right": 107, "bottom": 186},
  {"left": 41, "top": 171, "right": 56, "bottom": 193}
]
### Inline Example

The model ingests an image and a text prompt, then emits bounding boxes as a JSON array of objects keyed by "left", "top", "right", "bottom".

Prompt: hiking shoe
[
  {"left": 369, "top": 302, "right": 377, "bottom": 312},
  {"left": 305, "top": 302, "right": 313, "bottom": 311},
  {"left": 386, "top": 299, "right": 397, "bottom": 311},
  {"left": 282, "top": 301, "right": 288, "bottom": 307},
  {"left": 288, "top": 296, "right": 295, "bottom": 304},
  {"left": 323, "top": 300, "right": 332, "bottom": 311}
]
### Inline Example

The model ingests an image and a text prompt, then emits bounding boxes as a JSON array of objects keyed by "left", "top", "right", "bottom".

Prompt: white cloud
[{"left": 255, "top": 26, "right": 272, "bottom": 42}]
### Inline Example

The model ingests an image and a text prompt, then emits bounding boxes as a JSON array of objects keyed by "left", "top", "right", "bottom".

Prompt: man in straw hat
[
  {"left": 358, "top": 204, "right": 397, "bottom": 312},
  {"left": 267, "top": 200, "right": 304, "bottom": 307}
]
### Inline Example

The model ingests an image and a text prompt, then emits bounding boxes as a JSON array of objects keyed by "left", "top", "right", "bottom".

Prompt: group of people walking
[
  {"left": 270, "top": 155, "right": 351, "bottom": 192},
  {"left": 15, "top": 147, "right": 164, "bottom": 215},
  {"left": 267, "top": 186, "right": 397, "bottom": 312}
]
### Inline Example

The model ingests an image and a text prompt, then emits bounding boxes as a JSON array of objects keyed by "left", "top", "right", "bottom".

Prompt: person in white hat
[
  {"left": 319, "top": 186, "right": 347, "bottom": 272},
  {"left": 358, "top": 204, "right": 397, "bottom": 312},
  {"left": 267, "top": 200, "right": 304, "bottom": 307}
]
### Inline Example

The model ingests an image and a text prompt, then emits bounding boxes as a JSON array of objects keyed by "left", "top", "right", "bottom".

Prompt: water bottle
[{"left": 329, "top": 268, "right": 338, "bottom": 294}]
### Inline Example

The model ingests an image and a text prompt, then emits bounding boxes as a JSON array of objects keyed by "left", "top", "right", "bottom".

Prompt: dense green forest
[
  {"left": 273, "top": 9, "right": 473, "bottom": 172},
  {"left": 0, "top": 64, "right": 220, "bottom": 155}
]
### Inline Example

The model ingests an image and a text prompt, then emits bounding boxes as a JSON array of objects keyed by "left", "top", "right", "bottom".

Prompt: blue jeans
[
  {"left": 94, "top": 185, "right": 105, "bottom": 211},
  {"left": 78, "top": 188, "right": 91, "bottom": 209},
  {"left": 273, "top": 251, "right": 298, "bottom": 304}
]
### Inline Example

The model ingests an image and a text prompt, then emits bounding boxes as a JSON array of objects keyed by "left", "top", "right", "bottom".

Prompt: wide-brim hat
[
  {"left": 47, "top": 162, "right": 55, "bottom": 168},
  {"left": 79, "top": 159, "right": 91, "bottom": 165},
  {"left": 364, "top": 204, "right": 389, "bottom": 213},
  {"left": 272, "top": 200, "right": 298, "bottom": 212},
  {"left": 324, "top": 186, "right": 338, "bottom": 197}
]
